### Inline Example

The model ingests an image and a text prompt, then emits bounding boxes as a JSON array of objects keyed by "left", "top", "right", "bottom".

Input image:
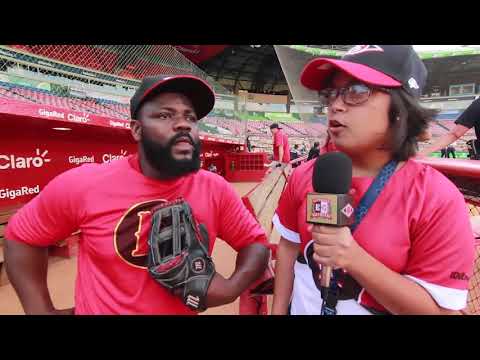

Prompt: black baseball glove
[{"left": 147, "top": 199, "right": 215, "bottom": 312}]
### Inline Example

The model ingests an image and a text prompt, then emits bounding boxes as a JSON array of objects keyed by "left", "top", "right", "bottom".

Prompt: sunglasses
[{"left": 319, "top": 83, "right": 391, "bottom": 107}]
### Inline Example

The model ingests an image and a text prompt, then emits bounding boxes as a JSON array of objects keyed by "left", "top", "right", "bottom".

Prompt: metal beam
[
  {"left": 251, "top": 54, "right": 276, "bottom": 93},
  {"left": 233, "top": 54, "right": 256, "bottom": 93},
  {"left": 214, "top": 54, "right": 230, "bottom": 81}
]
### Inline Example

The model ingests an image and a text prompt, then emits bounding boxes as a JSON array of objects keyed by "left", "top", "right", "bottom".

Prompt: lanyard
[{"left": 320, "top": 160, "right": 398, "bottom": 315}]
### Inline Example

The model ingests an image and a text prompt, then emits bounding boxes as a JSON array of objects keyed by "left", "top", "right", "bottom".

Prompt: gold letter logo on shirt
[{"left": 113, "top": 199, "right": 167, "bottom": 269}]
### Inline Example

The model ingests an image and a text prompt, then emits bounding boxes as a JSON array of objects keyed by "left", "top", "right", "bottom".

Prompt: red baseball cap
[
  {"left": 300, "top": 45, "right": 427, "bottom": 97},
  {"left": 130, "top": 74, "right": 215, "bottom": 120},
  {"left": 301, "top": 58, "right": 402, "bottom": 91}
]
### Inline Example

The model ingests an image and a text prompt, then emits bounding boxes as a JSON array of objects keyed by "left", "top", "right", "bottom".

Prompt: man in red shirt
[
  {"left": 4, "top": 74, "right": 270, "bottom": 315},
  {"left": 269, "top": 123, "right": 290, "bottom": 164}
]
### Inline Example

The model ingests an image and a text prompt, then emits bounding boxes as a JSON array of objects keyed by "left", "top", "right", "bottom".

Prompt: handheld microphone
[{"left": 306, "top": 152, "right": 354, "bottom": 296}]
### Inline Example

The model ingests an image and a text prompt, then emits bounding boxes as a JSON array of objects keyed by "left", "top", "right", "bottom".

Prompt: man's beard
[{"left": 141, "top": 131, "right": 201, "bottom": 179}]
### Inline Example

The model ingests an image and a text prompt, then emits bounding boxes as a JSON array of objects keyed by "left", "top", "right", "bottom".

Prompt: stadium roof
[
  {"left": 198, "top": 45, "right": 288, "bottom": 94},
  {"left": 272, "top": 45, "right": 480, "bottom": 59},
  {"left": 198, "top": 45, "right": 480, "bottom": 96}
]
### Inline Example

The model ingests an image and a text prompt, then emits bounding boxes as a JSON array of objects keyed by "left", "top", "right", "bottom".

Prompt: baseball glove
[{"left": 147, "top": 198, "right": 215, "bottom": 312}]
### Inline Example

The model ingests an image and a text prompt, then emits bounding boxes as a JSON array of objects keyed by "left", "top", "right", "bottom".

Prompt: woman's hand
[{"left": 309, "top": 224, "right": 361, "bottom": 271}]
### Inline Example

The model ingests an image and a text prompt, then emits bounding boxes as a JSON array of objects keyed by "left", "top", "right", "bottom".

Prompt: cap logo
[
  {"left": 345, "top": 45, "right": 384, "bottom": 56},
  {"left": 317, "top": 64, "right": 333, "bottom": 70},
  {"left": 408, "top": 77, "right": 419, "bottom": 90}
]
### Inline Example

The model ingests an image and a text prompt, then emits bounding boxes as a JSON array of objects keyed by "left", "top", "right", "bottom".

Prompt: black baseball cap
[
  {"left": 130, "top": 74, "right": 216, "bottom": 119},
  {"left": 270, "top": 123, "right": 281, "bottom": 129},
  {"left": 300, "top": 45, "right": 427, "bottom": 98}
]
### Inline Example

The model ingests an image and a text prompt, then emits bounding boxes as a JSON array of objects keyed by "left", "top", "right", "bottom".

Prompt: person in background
[
  {"left": 290, "top": 144, "right": 301, "bottom": 168},
  {"left": 246, "top": 136, "right": 252, "bottom": 152},
  {"left": 441, "top": 147, "right": 448, "bottom": 158},
  {"left": 269, "top": 123, "right": 290, "bottom": 165},
  {"left": 307, "top": 141, "right": 320, "bottom": 161},
  {"left": 447, "top": 144, "right": 456, "bottom": 158},
  {"left": 301, "top": 143, "right": 308, "bottom": 156},
  {"left": 466, "top": 139, "right": 480, "bottom": 159},
  {"left": 208, "top": 163, "right": 218, "bottom": 173}
]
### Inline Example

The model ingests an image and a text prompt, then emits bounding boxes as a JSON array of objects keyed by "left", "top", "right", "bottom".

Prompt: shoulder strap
[
  {"left": 350, "top": 160, "right": 398, "bottom": 233},
  {"left": 321, "top": 160, "right": 398, "bottom": 315}
]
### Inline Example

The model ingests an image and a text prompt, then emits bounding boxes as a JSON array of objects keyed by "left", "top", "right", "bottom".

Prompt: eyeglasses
[{"left": 318, "top": 83, "right": 391, "bottom": 107}]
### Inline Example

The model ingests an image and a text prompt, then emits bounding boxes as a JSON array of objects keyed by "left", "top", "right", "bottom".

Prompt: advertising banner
[
  {"left": 0, "top": 131, "right": 136, "bottom": 208},
  {"left": 0, "top": 98, "right": 131, "bottom": 130}
]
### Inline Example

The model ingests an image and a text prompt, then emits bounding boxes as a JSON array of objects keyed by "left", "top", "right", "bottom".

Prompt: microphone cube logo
[
  {"left": 306, "top": 193, "right": 339, "bottom": 225},
  {"left": 341, "top": 204, "right": 354, "bottom": 218},
  {"left": 312, "top": 199, "right": 332, "bottom": 220}
]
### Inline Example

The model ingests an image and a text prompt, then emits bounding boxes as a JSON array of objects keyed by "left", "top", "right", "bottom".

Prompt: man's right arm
[
  {"left": 419, "top": 124, "right": 470, "bottom": 156},
  {"left": 4, "top": 169, "right": 85, "bottom": 314},
  {"left": 207, "top": 180, "right": 270, "bottom": 307},
  {"left": 4, "top": 239, "right": 73, "bottom": 314},
  {"left": 421, "top": 99, "right": 480, "bottom": 156}
]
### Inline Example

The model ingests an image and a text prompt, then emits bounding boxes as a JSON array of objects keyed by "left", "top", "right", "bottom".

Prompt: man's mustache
[{"left": 168, "top": 132, "right": 198, "bottom": 147}]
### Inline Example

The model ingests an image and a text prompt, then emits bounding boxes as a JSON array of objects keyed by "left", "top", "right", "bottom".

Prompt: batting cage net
[
  {"left": 0, "top": 45, "right": 245, "bottom": 141},
  {"left": 467, "top": 242, "right": 480, "bottom": 314},
  {"left": 466, "top": 203, "right": 480, "bottom": 315}
]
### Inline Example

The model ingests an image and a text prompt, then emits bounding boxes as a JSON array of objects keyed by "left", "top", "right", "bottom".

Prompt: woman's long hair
[{"left": 387, "top": 89, "right": 439, "bottom": 161}]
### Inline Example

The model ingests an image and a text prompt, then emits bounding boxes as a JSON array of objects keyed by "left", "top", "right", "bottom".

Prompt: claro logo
[
  {"left": 103, "top": 149, "right": 128, "bottom": 163},
  {"left": 38, "top": 109, "right": 90, "bottom": 123},
  {"left": 68, "top": 113, "right": 90, "bottom": 123},
  {"left": 0, "top": 149, "right": 51, "bottom": 170}
]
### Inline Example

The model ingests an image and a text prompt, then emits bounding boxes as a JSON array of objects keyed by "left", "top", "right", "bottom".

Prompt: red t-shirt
[
  {"left": 273, "top": 158, "right": 475, "bottom": 315},
  {"left": 320, "top": 139, "right": 337, "bottom": 154},
  {"left": 6, "top": 154, "right": 268, "bottom": 315},
  {"left": 273, "top": 130, "right": 291, "bottom": 163}
]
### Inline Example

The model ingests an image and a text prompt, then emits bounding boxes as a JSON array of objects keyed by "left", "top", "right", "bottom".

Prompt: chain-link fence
[{"left": 0, "top": 45, "right": 245, "bottom": 141}]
